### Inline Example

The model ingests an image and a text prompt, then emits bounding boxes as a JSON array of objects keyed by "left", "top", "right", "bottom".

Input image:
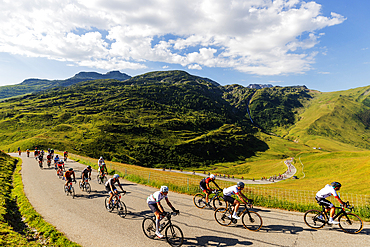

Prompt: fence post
[
  {"left": 187, "top": 178, "right": 189, "bottom": 191},
  {"left": 148, "top": 172, "right": 150, "bottom": 184}
]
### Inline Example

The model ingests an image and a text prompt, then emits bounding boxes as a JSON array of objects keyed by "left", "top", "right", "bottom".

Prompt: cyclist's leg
[{"left": 149, "top": 204, "right": 163, "bottom": 237}]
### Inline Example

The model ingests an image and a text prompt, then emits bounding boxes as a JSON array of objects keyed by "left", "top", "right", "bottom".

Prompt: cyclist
[
  {"left": 147, "top": 186, "right": 179, "bottom": 238},
  {"left": 18, "top": 147, "right": 21, "bottom": 156},
  {"left": 54, "top": 155, "right": 60, "bottom": 169},
  {"left": 315, "top": 182, "right": 346, "bottom": 224},
  {"left": 199, "top": 174, "right": 221, "bottom": 206},
  {"left": 64, "top": 151, "right": 68, "bottom": 161},
  {"left": 81, "top": 165, "right": 92, "bottom": 187},
  {"left": 223, "top": 182, "right": 251, "bottom": 220},
  {"left": 26, "top": 149, "right": 30, "bottom": 157},
  {"left": 57, "top": 159, "right": 65, "bottom": 172},
  {"left": 98, "top": 161, "right": 108, "bottom": 178},
  {"left": 64, "top": 168, "right": 76, "bottom": 188},
  {"left": 37, "top": 154, "right": 43, "bottom": 168},
  {"left": 98, "top": 156, "right": 104, "bottom": 166},
  {"left": 105, "top": 174, "right": 126, "bottom": 209},
  {"left": 46, "top": 152, "right": 52, "bottom": 167}
]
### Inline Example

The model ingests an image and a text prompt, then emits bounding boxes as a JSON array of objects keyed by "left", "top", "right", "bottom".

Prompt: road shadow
[
  {"left": 260, "top": 224, "right": 304, "bottom": 234},
  {"left": 182, "top": 235, "right": 253, "bottom": 246}
]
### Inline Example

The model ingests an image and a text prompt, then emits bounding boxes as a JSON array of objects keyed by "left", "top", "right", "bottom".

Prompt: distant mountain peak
[
  {"left": 73, "top": 71, "right": 130, "bottom": 80},
  {"left": 247, "top": 84, "right": 274, "bottom": 89}
]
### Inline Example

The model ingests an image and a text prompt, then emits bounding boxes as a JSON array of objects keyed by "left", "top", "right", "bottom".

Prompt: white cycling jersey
[
  {"left": 223, "top": 185, "right": 240, "bottom": 197},
  {"left": 316, "top": 184, "right": 338, "bottom": 199},
  {"left": 147, "top": 191, "right": 167, "bottom": 205}
]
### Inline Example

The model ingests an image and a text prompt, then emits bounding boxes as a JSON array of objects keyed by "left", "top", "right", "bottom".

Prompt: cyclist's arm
[
  {"left": 212, "top": 181, "right": 221, "bottom": 190},
  {"left": 236, "top": 192, "right": 248, "bottom": 205},
  {"left": 165, "top": 197, "right": 177, "bottom": 212},
  {"left": 117, "top": 179, "right": 124, "bottom": 192},
  {"left": 334, "top": 195, "right": 345, "bottom": 205}
]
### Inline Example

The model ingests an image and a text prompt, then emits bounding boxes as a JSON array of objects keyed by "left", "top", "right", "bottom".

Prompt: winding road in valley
[{"left": 13, "top": 153, "right": 369, "bottom": 247}]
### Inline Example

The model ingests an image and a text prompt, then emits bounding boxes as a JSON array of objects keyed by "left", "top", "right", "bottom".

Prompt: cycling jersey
[
  {"left": 147, "top": 191, "right": 167, "bottom": 205},
  {"left": 316, "top": 184, "right": 338, "bottom": 199},
  {"left": 223, "top": 185, "right": 241, "bottom": 197},
  {"left": 81, "top": 168, "right": 91, "bottom": 178},
  {"left": 200, "top": 177, "right": 212, "bottom": 185},
  {"left": 105, "top": 178, "right": 118, "bottom": 187},
  {"left": 64, "top": 171, "right": 74, "bottom": 179},
  {"left": 54, "top": 156, "right": 60, "bottom": 162}
]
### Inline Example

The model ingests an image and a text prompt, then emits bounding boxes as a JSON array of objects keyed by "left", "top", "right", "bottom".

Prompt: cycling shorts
[
  {"left": 105, "top": 185, "right": 116, "bottom": 193},
  {"left": 223, "top": 195, "right": 235, "bottom": 204},
  {"left": 66, "top": 177, "right": 73, "bottom": 183},
  {"left": 315, "top": 197, "right": 334, "bottom": 208},
  {"left": 148, "top": 203, "right": 160, "bottom": 213}
]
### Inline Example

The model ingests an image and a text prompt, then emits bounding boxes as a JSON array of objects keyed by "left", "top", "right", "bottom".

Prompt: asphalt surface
[{"left": 14, "top": 153, "right": 369, "bottom": 247}]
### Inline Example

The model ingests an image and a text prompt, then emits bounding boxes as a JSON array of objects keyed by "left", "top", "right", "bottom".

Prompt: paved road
[{"left": 14, "top": 153, "right": 369, "bottom": 247}]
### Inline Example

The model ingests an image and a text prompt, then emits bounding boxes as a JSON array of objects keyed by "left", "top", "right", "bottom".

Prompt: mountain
[
  {"left": 246, "top": 84, "right": 274, "bottom": 89},
  {"left": 1, "top": 69, "right": 369, "bottom": 169},
  {"left": 0, "top": 71, "right": 131, "bottom": 100}
]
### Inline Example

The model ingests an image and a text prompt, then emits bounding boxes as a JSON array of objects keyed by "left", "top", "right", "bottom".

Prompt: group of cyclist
[{"left": 29, "top": 149, "right": 347, "bottom": 238}]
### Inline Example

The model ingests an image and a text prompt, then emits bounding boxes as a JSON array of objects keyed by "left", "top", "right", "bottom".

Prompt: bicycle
[
  {"left": 193, "top": 189, "right": 228, "bottom": 210},
  {"left": 79, "top": 177, "right": 91, "bottom": 194},
  {"left": 214, "top": 201, "right": 263, "bottom": 231},
  {"left": 97, "top": 173, "right": 108, "bottom": 184},
  {"left": 105, "top": 192, "right": 127, "bottom": 218},
  {"left": 38, "top": 159, "right": 43, "bottom": 169},
  {"left": 304, "top": 201, "right": 363, "bottom": 234},
  {"left": 142, "top": 211, "right": 183, "bottom": 247},
  {"left": 64, "top": 180, "right": 76, "bottom": 199},
  {"left": 57, "top": 168, "right": 64, "bottom": 179},
  {"left": 47, "top": 159, "right": 51, "bottom": 168}
]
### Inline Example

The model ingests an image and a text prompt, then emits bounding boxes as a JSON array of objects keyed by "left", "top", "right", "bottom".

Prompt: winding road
[{"left": 13, "top": 153, "right": 369, "bottom": 247}]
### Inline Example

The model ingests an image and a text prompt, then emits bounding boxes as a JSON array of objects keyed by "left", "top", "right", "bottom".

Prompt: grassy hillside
[
  {"left": 286, "top": 86, "right": 370, "bottom": 151},
  {"left": 264, "top": 150, "right": 370, "bottom": 194}
]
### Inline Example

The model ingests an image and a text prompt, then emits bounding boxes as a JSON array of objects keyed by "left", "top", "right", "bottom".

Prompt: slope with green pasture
[
  {"left": 285, "top": 86, "right": 370, "bottom": 151},
  {"left": 262, "top": 150, "right": 370, "bottom": 194}
]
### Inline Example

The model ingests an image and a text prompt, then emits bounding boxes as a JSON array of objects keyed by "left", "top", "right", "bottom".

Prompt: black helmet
[
  {"left": 237, "top": 181, "right": 245, "bottom": 188},
  {"left": 331, "top": 181, "right": 341, "bottom": 188},
  {"left": 69, "top": 168, "right": 73, "bottom": 171},
  {"left": 87, "top": 165, "right": 91, "bottom": 169}
]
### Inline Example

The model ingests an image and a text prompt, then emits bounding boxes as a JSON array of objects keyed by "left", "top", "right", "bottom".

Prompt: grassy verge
[{"left": 0, "top": 151, "right": 81, "bottom": 246}]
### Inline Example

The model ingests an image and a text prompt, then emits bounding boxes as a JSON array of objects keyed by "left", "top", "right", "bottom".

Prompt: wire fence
[{"left": 67, "top": 152, "right": 370, "bottom": 208}]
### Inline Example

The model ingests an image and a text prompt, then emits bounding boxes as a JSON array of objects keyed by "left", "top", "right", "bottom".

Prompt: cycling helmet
[
  {"left": 100, "top": 156, "right": 103, "bottom": 159},
  {"left": 210, "top": 174, "right": 216, "bottom": 180},
  {"left": 237, "top": 181, "right": 245, "bottom": 188},
  {"left": 56, "top": 155, "right": 59, "bottom": 157},
  {"left": 87, "top": 165, "right": 91, "bottom": 169},
  {"left": 331, "top": 181, "right": 341, "bottom": 188},
  {"left": 69, "top": 168, "right": 73, "bottom": 171},
  {"left": 113, "top": 174, "right": 119, "bottom": 179},
  {"left": 160, "top": 186, "right": 169, "bottom": 193}
]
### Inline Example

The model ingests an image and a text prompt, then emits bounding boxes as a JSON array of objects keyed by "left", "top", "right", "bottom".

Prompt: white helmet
[
  {"left": 210, "top": 174, "right": 216, "bottom": 180},
  {"left": 113, "top": 174, "right": 119, "bottom": 179},
  {"left": 160, "top": 186, "right": 169, "bottom": 193}
]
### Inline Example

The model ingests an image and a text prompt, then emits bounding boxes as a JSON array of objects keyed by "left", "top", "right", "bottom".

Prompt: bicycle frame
[{"left": 320, "top": 204, "right": 351, "bottom": 222}]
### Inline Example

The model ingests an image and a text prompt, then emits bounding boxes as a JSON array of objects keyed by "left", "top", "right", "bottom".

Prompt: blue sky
[{"left": 0, "top": 0, "right": 368, "bottom": 92}]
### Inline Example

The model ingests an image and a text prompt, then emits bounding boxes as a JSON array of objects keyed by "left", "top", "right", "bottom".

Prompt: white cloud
[
  {"left": 0, "top": 0, "right": 346, "bottom": 75},
  {"left": 188, "top": 64, "right": 202, "bottom": 70}
]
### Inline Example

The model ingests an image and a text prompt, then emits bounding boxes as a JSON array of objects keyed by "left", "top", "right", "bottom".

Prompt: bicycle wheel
[
  {"left": 102, "top": 176, "right": 107, "bottom": 184},
  {"left": 213, "top": 196, "right": 228, "bottom": 210},
  {"left": 242, "top": 210, "right": 263, "bottom": 231},
  {"left": 214, "top": 207, "right": 232, "bottom": 226},
  {"left": 193, "top": 193, "right": 206, "bottom": 209},
  {"left": 71, "top": 187, "right": 75, "bottom": 199},
  {"left": 303, "top": 209, "right": 326, "bottom": 229},
  {"left": 97, "top": 175, "right": 102, "bottom": 184},
  {"left": 165, "top": 224, "right": 184, "bottom": 247},
  {"left": 338, "top": 213, "right": 363, "bottom": 234},
  {"left": 142, "top": 217, "right": 156, "bottom": 239},
  {"left": 79, "top": 181, "right": 83, "bottom": 191},
  {"left": 105, "top": 197, "right": 113, "bottom": 212},
  {"left": 117, "top": 201, "right": 127, "bottom": 218},
  {"left": 85, "top": 183, "right": 91, "bottom": 194}
]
